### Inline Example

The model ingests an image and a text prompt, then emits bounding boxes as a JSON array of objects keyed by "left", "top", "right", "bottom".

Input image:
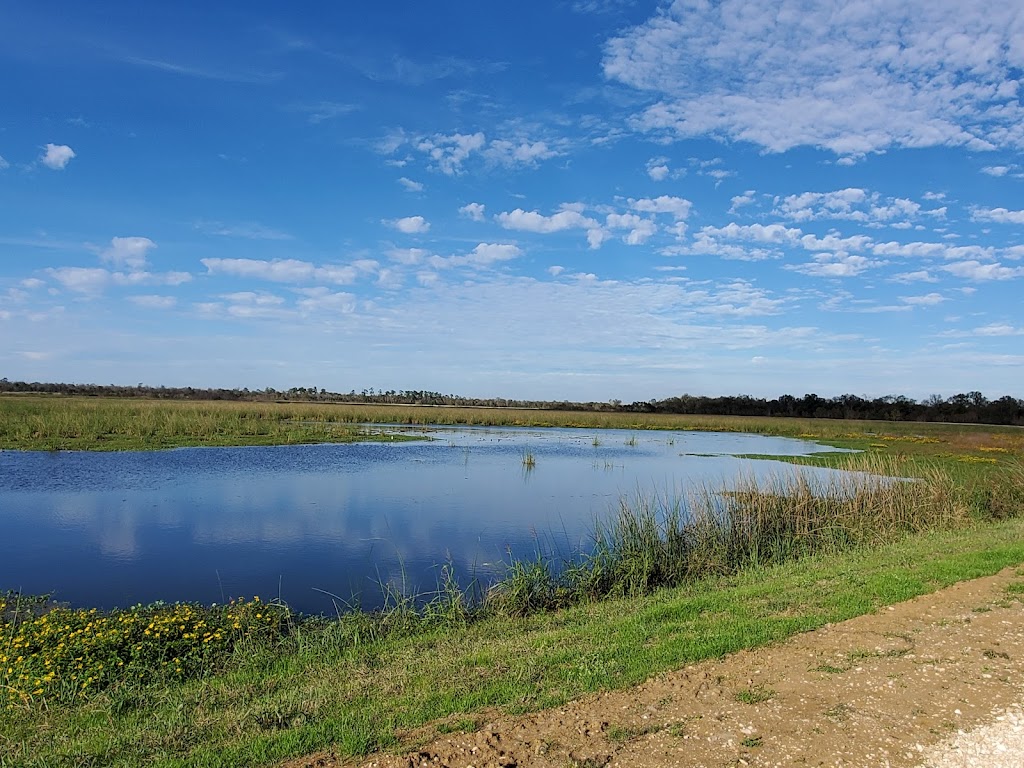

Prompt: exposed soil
[{"left": 282, "top": 566, "right": 1024, "bottom": 768}]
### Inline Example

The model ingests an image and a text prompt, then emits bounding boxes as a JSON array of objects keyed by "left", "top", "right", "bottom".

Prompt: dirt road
[{"left": 284, "top": 566, "right": 1024, "bottom": 768}]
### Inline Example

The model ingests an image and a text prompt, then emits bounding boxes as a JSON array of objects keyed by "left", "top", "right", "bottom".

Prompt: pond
[{"left": 0, "top": 425, "right": 855, "bottom": 614}]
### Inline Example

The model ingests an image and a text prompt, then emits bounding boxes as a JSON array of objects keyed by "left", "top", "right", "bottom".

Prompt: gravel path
[{"left": 923, "top": 704, "right": 1024, "bottom": 767}]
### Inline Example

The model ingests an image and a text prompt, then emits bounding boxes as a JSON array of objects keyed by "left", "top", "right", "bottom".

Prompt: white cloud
[
  {"left": 704, "top": 168, "right": 734, "bottom": 183},
  {"left": 485, "top": 139, "right": 558, "bottom": 166},
  {"left": 385, "top": 129, "right": 564, "bottom": 175},
  {"left": 604, "top": 1, "right": 1024, "bottom": 155},
  {"left": 628, "top": 195, "right": 692, "bottom": 219},
  {"left": 46, "top": 267, "right": 110, "bottom": 294},
  {"left": 777, "top": 189, "right": 869, "bottom": 221},
  {"left": 387, "top": 247, "right": 430, "bottom": 265},
  {"left": 801, "top": 233, "right": 874, "bottom": 252},
  {"left": 388, "top": 215, "right": 431, "bottom": 234},
  {"left": 943, "top": 245, "right": 999, "bottom": 261},
  {"left": 201, "top": 257, "right": 357, "bottom": 284},
  {"left": 199, "top": 291, "right": 297, "bottom": 320},
  {"left": 129, "top": 295, "right": 177, "bottom": 309},
  {"left": 586, "top": 228, "right": 611, "bottom": 249},
  {"left": 665, "top": 236, "right": 778, "bottom": 261},
  {"left": 398, "top": 177, "right": 424, "bottom": 192},
  {"left": 459, "top": 202, "right": 486, "bottom": 221},
  {"left": 972, "top": 207, "right": 1024, "bottom": 224},
  {"left": 776, "top": 189, "right": 944, "bottom": 226},
  {"left": 429, "top": 242, "right": 523, "bottom": 269},
  {"left": 414, "top": 131, "right": 486, "bottom": 175},
  {"left": 891, "top": 269, "right": 939, "bottom": 283},
  {"left": 496, "top": 207, "right": 603, "bottom": 244},
  {"left": 41, "top": 143, "right": 76, "bottom": 170},
  {"left": 981, "top": 165, "right": 1011, "bottom": 176},
  {"left": 703, "top": 222, "right": 802, "bottom": 244},
  {"left": 46, "top": 267, "right": 191, "bottom": 293},
  {"left": 0, "top": 155, "right": 9, "bottom": 170},
  {"left": 900, "top": 293, "right": 946, "bottom": 306},
  {"left": 100, "top": 236, "right": 157, "bottom": 269},
  {"left": 974, "top": 323, "right": 1024, "bottom": 336},
  {"left": 943, "top": 260, "right": 1024, "bottom": 281},
  {"left": 606, "top": 213, "right": 657, "bottom": 244},
  {"left": 702, "top": 280, "right": 788, "bottom": 316},
  {"left": 872, "top": 241, "right": 947, "bottom": 258},
  {"left": 646, "top": 156, "right": 670, "bottom": 180},
  {"left": 463, "top": 242, "right": 522, "bottom": 265},
  {"left": 728, "top": 190, "right": 756, "bottom": 214},
  {"left": 296, "top": 288, "right": 357, "bottom": 314},
  {"left": 788, "top": 253, "right": 881, "bottom": 278}
]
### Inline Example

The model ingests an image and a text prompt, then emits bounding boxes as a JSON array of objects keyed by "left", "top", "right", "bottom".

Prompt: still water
[{"left": 0, "top": 426, "right": 854, "bottom": 614}]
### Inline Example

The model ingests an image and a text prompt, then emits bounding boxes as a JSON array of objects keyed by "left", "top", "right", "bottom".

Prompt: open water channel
[{"left": 0, "top": 426, "right": 856, "bottom": 614}]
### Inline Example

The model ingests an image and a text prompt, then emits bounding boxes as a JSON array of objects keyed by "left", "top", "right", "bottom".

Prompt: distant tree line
[
  {"left": 1, "top": 378, "right": 1022, "bottom": 426},
  {"left": 624, "top": 391, "right": 1024, "bottom": 426}
]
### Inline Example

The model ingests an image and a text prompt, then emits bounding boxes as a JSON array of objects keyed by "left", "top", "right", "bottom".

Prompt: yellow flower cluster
[{"left": 0, "top": 595, "right": 287, "bottom": 710}]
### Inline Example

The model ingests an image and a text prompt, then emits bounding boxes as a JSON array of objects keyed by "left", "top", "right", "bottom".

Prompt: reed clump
[{"left": 488, "top": 455, "right": 981, "bottom": 614}]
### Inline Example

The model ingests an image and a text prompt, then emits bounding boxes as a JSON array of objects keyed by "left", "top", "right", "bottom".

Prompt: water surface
[{"left": 0, "top": 426, "right": 852, "bottom": 614}]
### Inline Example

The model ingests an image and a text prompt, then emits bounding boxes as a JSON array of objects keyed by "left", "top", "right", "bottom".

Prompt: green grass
[
  {"left": 734, "top": 685, "right": 775, "bottom": 705},
  {"left": 0, "top": 397, "right": 422, "bottom": 451},
  {"left": 5, "top": 395, "right": 1024, "bottom": 457}
]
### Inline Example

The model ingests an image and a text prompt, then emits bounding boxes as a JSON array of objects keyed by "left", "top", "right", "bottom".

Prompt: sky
[{"left": 2, "top": 0, "right": 1023, "bottom": 402}]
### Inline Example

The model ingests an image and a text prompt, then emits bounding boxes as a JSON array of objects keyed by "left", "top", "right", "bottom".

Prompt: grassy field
[
  {"left": 2, "top": 394, "right": 1023, "bottom": 454},
  {"left": 1, "top": 395, "right": 1023, "bottom": 766}
]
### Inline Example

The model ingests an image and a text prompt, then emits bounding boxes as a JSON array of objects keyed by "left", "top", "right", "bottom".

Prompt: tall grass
[
  {"left": 8, "top": 395, "right": 1024, "bottom": 454},
  {"left": 0, "top": 398, "right": 400, "bottom": 450},
  {"left": 488, "top": 455, "right": 978, "bottom": 614}
]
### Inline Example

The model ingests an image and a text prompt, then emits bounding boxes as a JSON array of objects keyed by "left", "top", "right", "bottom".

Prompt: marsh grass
[
  {"left": 6, "top": 395, "right": 1024, "bottom": 458},
  {"left": 491, "top": 455, "right": 982, "bottom": 613},
  {"left": 0, "top": 398, "right": 413, "bottom": 451}
]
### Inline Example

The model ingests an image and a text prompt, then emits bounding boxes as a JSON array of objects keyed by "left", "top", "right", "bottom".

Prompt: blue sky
[{"left": 2, "top": 1, "right": 1023, "bottom": 402}]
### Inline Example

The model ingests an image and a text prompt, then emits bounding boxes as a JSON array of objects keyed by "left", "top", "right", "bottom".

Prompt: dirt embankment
[{"left": 284, "top": 567, "right": 1024, "bottom": 768}]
